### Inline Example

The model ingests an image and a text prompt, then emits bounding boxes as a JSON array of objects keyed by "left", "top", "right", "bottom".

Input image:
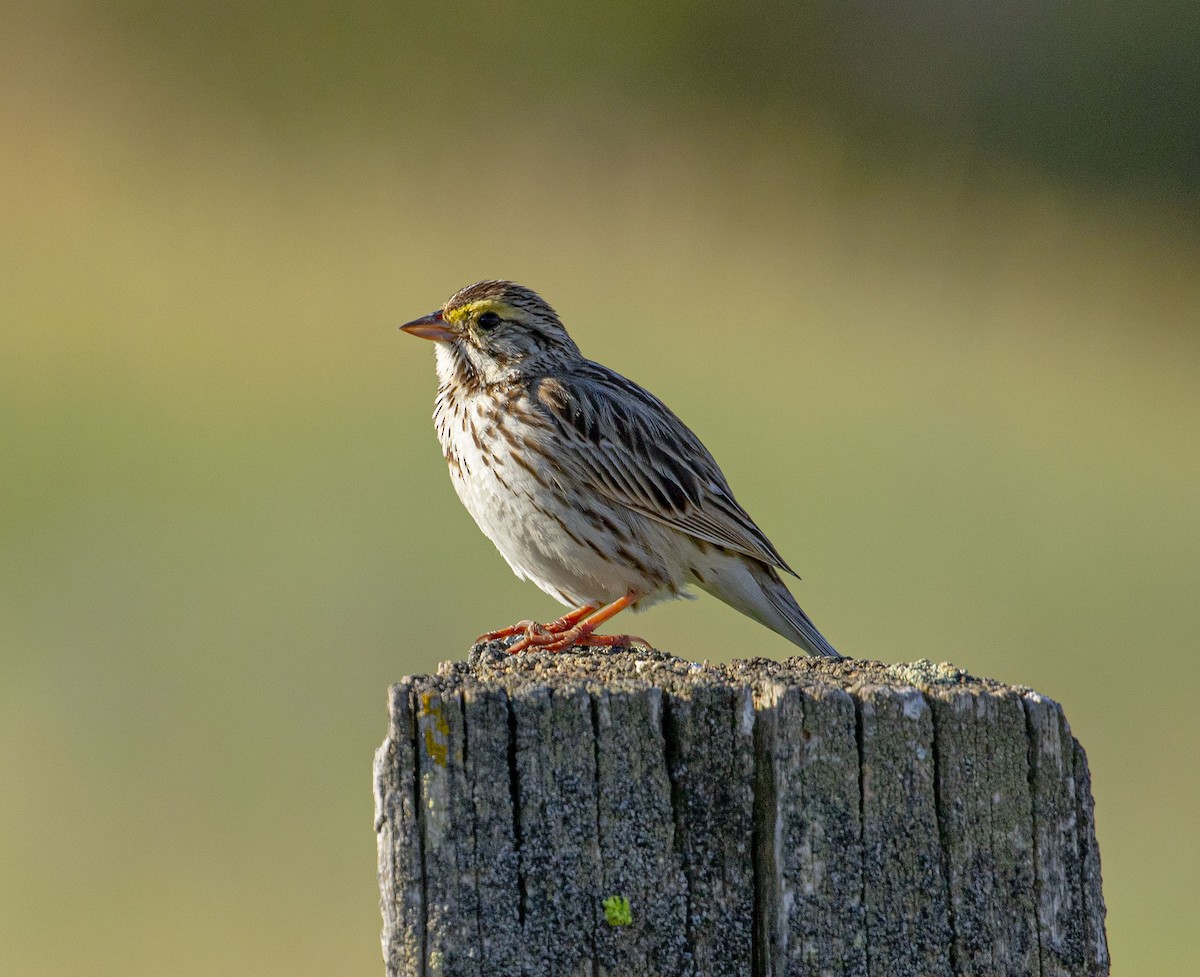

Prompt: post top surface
[{"left": 399, "top": 642, "right": 1034, "bottom": 700}]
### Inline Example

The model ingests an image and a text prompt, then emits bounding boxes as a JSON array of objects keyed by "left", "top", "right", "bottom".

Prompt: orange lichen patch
[{"left": 418, "top": 691, "right": 450, "bottom": 768}]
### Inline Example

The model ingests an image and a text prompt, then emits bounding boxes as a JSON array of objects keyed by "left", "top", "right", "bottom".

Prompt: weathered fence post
[{"left": 373, "top": 645, "right": 1108, "bottom": 977}]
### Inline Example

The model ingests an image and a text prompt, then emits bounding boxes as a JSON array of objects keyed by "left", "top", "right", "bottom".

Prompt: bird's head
[{"left": 401, "top": 280, "right": 580, "bottom": 386}]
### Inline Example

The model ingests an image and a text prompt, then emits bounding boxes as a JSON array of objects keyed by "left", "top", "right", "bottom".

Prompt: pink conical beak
[{"left": 399, "top": 310, "right": 455, "bottom": 342}]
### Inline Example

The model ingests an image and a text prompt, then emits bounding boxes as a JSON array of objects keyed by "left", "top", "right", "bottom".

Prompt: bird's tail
[{"left": 696, "top": 559, "right": 843, "bottom": 659}]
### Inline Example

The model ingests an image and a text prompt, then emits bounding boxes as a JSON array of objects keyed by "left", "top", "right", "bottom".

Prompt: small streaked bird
[{"left": 400, "top": 281, "right": 842, "bottom": 658}]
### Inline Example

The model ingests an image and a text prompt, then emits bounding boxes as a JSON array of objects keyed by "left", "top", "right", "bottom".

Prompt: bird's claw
[
  {"left": 480, "top": 596, "right": 646, "bottom": 655},
  {"left": 475, "top": 620, "right": 539, "bottom": 643},
  {"left": 477, "top": 605, "right": 598, "bottom": 649},
  {"left": 506, "top": 629, "right": 651, "bottom": 655}
]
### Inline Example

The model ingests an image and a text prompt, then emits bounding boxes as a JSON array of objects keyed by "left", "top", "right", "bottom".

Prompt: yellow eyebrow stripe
[{"left": 444, "top": 299, "right": 517, "bottom": 324}]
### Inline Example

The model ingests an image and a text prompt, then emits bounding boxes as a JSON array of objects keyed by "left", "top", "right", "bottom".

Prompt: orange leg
[
  {"left": 475, "top": 603, "right": 596, "bottom": 645},
  {"left": 507, "top": 592, "right": 650, "bottom": 655}
]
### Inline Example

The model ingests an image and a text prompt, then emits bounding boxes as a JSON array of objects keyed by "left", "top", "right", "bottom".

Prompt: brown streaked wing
[{"left": 529, "top": 364, "right": 797, "bottom": 575}]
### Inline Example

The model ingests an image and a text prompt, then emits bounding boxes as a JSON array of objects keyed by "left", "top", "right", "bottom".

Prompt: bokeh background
[{"left": 3, "top": 1, "right": 1197, "bottom": 974}]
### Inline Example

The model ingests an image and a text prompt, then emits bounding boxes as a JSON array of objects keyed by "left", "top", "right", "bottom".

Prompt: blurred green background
[{"left": 2, "top": 1, "right": 1197, "bottom": 974}]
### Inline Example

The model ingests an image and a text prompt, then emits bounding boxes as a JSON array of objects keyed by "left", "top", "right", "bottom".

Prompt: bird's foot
[
  {"left": 505, "top": 593, "right": 647, "bottom": 654},
  {"left": 508, "top": 630, "right": 652, "bottom": 655},
  {"left": 482, "top": 593, "right": 646, "bottom": 654},
  {"left": 475, "top": 604, "right": 597, "bottom": 645}
]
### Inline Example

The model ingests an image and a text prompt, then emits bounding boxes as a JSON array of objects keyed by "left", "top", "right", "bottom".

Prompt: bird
[{"left": 400, "top": 280, "right": 842, "bottom": 658}]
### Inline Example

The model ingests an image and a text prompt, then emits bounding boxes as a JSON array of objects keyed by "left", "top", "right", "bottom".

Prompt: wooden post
[{"left": 373, "top": 646, "right": 1109, "bottom": 977}]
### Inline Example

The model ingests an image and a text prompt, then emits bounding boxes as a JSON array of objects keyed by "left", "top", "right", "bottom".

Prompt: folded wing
[{"left": 531, "top": 362, "right": 797, "bottom": 576}]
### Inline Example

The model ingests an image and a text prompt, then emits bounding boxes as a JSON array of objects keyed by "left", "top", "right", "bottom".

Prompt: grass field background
[{"left": 2, "top": 4, "right": 1198, "bottom": 974}]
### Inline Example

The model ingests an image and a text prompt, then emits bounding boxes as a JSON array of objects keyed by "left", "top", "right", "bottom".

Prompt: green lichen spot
[{"left": 603, "top": 894, "right": 632, "bottom": 927}]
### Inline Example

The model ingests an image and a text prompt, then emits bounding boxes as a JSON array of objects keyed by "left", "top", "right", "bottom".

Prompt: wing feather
[{"left": 531, "top": 363, "right": 797, "bottom": 575}]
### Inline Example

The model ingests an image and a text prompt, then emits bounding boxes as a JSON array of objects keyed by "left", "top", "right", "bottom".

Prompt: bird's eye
[{"left": 477, "top": 311, "right": 501, "bottom": 330}]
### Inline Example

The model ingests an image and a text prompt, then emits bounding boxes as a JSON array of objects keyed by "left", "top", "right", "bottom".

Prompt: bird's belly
[{"left": 446, "top": 445, "right": 682, "bottom": 608}]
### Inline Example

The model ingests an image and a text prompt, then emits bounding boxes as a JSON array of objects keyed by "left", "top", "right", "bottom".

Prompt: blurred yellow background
[{"left": 2, "top": 2, "right": 1197, "bottom": 974}]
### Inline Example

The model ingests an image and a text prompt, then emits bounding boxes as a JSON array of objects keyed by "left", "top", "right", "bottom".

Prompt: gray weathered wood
[
  {"left": 753, "top": 680, "right": 865, "bottom": 977},
  {"left": 664, "top": 678, "right": 757, "bottom": 975},
  {"left": 1073, "top": 739, "right": 1110, "bottom": 977},
  {"left": 926, "top": 686, "right": 1039, "bottom": 976},
  {"left": 374, "top": 647, "right": 1109, "bottom": 977},
  {"left": 374, "top": 681, "right": 424, "bottom": 977},
  {"left": 592, "top": 685, "right": 688, "bottom": 973},
  {"left": 460, "top": 681, "right": 521, "bottom": 970},
  {"left": 858, "top": 684, "right": 953, "bottom": 977},
  {"left": 1024, "top": 690, "right": 1111, "bottom": 977}
]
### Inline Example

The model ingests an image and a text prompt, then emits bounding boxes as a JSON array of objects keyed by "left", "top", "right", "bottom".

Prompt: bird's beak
[{"left": 399, "top": 310, "right": 456, "bottom": 342}]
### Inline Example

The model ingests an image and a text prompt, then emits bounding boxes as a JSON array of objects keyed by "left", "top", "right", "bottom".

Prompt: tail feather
[
  {"left": 759, "top": 572, "right": 842, "bottom": 659},
  {"left": 696, "top": 558, "right": 843, "bottom": 659}
]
